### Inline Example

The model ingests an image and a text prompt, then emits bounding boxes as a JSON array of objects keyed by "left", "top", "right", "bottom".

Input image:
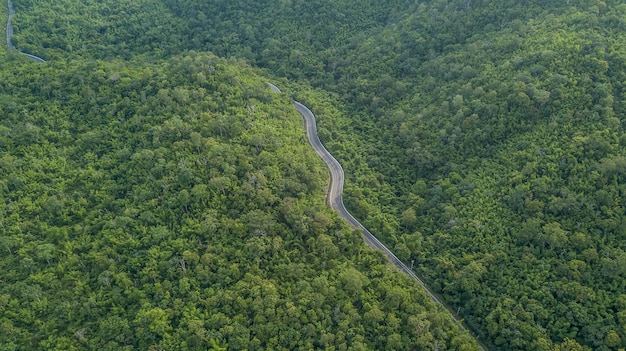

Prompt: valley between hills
[{"left": 2, "top": 1, "right": 626, "bottom": 350}]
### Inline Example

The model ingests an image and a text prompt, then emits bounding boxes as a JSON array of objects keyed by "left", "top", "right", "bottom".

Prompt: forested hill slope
[
  {"left": 329, "top": 3, "right": 626, "bottom": 350},
  {"left": 0, "top": 53, "right": 480, "bottom": 349}
]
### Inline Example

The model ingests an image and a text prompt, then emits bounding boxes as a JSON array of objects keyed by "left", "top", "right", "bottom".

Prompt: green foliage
[
  {"left": 0, "top": 45, "right": 476, "bottom": 350},
  {"left": 7, "top": 0, "right": 626, "bottom": 349}
]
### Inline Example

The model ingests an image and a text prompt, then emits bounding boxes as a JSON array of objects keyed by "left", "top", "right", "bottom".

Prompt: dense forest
[
  {"left": 0, "top": 51, "right": 480, "bottom": 349},
  {"left": 4, "top": 0, "right": 626, "bottom": 350}
]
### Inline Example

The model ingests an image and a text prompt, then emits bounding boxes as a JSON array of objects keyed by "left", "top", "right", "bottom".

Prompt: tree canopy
[{"left": 5, "top": 0, "right": 626, "bottom": 349}]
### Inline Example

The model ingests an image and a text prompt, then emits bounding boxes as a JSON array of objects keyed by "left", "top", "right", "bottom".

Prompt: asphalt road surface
[
  {"left": 6, "top": 0, "right": 14, "bottom": 49},
  {"left": 267, "top": 82, "right": 281, "bottom": 93}
]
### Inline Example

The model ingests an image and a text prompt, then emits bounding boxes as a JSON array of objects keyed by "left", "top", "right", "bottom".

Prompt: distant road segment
[
  {"left": 6, "top": 0, "right": 14, "bottom": 48},
  {"left": 5, "top": 0, "right": 45, "bottom": 62},
  {"left": 267, "top": 82, "right": 282, "bottom": 93}
]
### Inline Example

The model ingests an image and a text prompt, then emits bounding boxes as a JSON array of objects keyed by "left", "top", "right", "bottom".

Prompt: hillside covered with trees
[
  {"left": 0, "top": 51, "right": 480, "bottom": 349},
  {"left": 5, "top": 0, "right": 626, "bottom": 350}
]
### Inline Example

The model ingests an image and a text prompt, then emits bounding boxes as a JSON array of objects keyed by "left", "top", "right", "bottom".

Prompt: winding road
[
  {"left": 295, "top": 100, "right": 444, "bottom": 300},
  {"left": 271, "top": 84, "right": 486, "bottom": 350}
]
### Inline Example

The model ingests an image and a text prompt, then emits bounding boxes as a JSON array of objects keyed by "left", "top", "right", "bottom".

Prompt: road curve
[
  {"left": 292, "top": 98, "right": 487, "bottom": 350},
  {"left": 5, "top": 0, "right": 46, "bottom": 62}
]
